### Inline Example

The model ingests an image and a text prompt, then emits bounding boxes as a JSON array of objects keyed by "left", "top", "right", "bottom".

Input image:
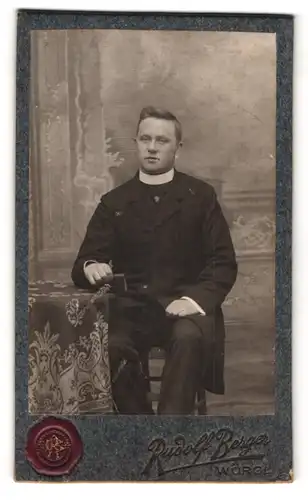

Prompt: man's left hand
[{"left": 165, "top": 299, "right": 199, "bottom": 317}]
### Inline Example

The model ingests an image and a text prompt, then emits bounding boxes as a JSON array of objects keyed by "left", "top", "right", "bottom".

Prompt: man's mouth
[{"left": 145, "top": 157, "right": 159, "bottom": 162}]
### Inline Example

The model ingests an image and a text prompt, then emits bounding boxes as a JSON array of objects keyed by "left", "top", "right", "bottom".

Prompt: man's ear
[
  {"left": 177, "top": 141, "right": 183, "bottom": 151},
  {"left": 175, "top": 141, "right": 183, "bottom": 158}
]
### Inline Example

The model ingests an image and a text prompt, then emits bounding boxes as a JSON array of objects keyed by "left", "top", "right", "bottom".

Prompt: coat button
[{"left": 142, "top": 284, "right": 148, "bottom": 289}]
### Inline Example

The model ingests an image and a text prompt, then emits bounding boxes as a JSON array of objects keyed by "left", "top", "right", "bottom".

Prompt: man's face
[{"left": 135, "top": 117, "right": 181, "bottom": 174}]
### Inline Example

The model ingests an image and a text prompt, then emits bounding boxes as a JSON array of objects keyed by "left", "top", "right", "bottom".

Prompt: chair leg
[
  {"left": 196, "top": 389, "right": 207, "bottom": 415},
  {"left": 140, "top": 353, "right": 151, "bottom": 393}
]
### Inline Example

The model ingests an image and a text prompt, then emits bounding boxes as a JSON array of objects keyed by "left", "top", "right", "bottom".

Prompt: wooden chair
[{"left": 141, "top": 347, "right": 207, "bottom": 415}]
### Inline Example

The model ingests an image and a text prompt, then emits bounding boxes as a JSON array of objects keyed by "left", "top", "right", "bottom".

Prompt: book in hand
[
  {"left": 96, "top": 273, "right": 127, "bottom": 294},
  {"left": 110, "top": 274, "right": 127, "bottom": 294}
]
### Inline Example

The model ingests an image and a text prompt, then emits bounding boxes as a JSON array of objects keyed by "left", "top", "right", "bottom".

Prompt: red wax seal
[{"left": 26, "top": 417, "right": 83, "bottom": 476}]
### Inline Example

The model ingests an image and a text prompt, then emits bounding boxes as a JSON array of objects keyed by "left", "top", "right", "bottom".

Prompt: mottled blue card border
[{"left": 15, "top": 11, "right": 292, "bottom": 482}]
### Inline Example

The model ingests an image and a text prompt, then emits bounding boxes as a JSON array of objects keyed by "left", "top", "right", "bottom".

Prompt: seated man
[{"left": 71, "top": 106, "right": 238, "bottom": 415}]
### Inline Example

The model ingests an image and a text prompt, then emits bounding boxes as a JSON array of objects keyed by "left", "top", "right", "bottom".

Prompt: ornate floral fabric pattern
[
  {"left": 65, "top": 283, "right": 111, "bottom": 327},
  {"left": 28, "top": 282, "right": 114, "bottom": 415}
]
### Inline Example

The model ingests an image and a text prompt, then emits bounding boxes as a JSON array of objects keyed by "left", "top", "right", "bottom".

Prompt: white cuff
[
  {"left": 181, "top": 296, "right": 206, "bottom": 316},
  {"left": 83, "top": 260, "right": 97, "bottom": 276}
]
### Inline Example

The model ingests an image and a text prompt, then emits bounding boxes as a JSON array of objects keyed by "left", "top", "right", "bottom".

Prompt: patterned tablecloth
[{"left": 28, "top": 281, "right": 115, "bottom": 415}]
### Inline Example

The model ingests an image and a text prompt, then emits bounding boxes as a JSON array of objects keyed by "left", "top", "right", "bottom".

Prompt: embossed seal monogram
[{"left": 26, "top": 417, "right": 83, "bottom": 476}]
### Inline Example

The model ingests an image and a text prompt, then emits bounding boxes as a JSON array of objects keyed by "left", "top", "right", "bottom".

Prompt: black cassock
[{"left": 71, "top": 170, "right": 237, "bottom": 414}]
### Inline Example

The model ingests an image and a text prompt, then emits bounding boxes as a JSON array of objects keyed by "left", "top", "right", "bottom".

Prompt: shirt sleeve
[
  {"left": 83, "top": 260, "right": 97, "bottom": 275},
  {"left": 181, "top": 296, "right": 206, "bottom": 316}
]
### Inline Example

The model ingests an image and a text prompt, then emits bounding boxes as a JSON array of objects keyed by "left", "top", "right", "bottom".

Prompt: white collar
[{"left": 139, "top": 168, "right": 175, "bottom": 185}]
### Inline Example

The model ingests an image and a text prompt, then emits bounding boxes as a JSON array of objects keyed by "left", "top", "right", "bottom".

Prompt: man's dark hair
[{"left": 136, "top": 106, "right": 182, "bottom": 143}]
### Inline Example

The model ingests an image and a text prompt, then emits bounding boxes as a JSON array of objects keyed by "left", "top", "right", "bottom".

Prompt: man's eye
[{"left": 158, "top": 139, "right": 168, "bottom": 144}]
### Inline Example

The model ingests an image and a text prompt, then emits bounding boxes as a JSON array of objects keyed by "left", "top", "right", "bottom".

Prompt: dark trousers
[{"left": 108, "top": 295, "right": 206, "bottom": 415}]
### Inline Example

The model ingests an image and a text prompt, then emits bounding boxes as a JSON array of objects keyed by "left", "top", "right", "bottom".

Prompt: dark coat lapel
[
  {"left": 151, "top": 171, "right": 187, "bottom": 229},
  {"left": 120, "top": 170, "right": 187, "bottom": 230}
]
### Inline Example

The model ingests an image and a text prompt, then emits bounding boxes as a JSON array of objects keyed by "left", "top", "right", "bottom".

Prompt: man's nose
[{"left": 147, "top": 140, "right": 157, "bottom": 152}]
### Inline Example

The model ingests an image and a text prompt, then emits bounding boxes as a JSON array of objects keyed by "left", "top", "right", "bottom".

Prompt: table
[{"left": 28, "top": 281, "right": 114, "bottom": 415}]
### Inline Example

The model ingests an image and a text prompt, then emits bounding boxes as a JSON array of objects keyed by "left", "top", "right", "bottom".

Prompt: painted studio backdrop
[{"left": 29, "top": 30, "right": 276, "bottom": 415}]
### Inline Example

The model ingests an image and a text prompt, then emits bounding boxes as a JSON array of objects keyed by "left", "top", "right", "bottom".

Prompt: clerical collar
[{"left": 139, "top": 168, "right": 175, "bottom": 185}]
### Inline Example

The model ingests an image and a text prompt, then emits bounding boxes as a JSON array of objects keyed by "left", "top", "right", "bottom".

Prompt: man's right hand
[{"left": 84, "top": 262, "right": 113, "bottom": 286}]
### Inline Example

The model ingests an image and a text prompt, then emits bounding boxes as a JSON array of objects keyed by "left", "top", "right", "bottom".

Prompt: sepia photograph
[{"left": 28, "top": 28, "right": 276, "bottom": 418}]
